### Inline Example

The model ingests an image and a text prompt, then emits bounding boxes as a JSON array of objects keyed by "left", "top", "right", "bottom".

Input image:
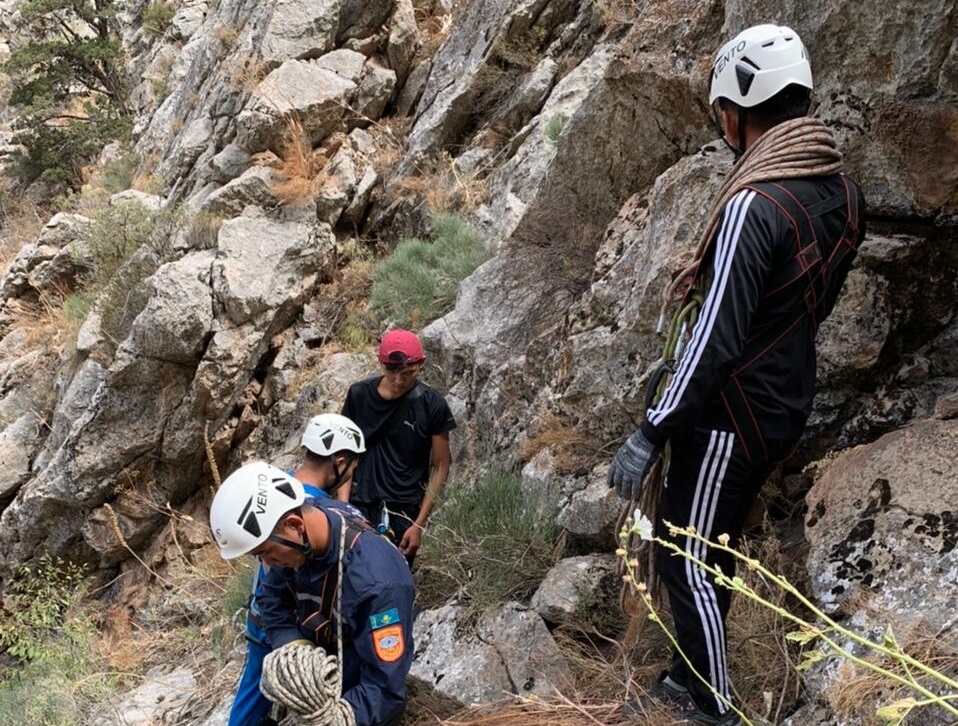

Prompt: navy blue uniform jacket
[{"left": 258, "top": 499, "right": 415, "bottom": 726}]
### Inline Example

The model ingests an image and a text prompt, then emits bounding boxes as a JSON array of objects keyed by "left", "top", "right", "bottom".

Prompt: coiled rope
[
  {"left": 617, "top": 116, "right": 844, "bottom": 646},
  {"left": 260, "top": 644, "right": 356, "bottom": 726},
  {"left": 260, "top": 511, "right": 356, "bottom": 726}
]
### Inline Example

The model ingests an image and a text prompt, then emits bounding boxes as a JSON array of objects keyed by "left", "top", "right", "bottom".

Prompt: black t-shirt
[{"left": 342, "top": 376, "right": 457, "bottom": 504}]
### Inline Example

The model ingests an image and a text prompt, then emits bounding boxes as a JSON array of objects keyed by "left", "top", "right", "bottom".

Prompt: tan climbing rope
[
  {"left": 260, "top": 643, "right": 356, "bottom": 726},
  {"left": 617, "top": 117, "right": 844, "bottom": 643}
]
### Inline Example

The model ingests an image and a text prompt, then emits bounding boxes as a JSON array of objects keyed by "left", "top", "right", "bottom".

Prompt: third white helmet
[
  {"left": 301, "top": 413, "right": 366, "bottom": 457},
  {"left": 709, "top": 24, "right": 812, "bottom": 108}
]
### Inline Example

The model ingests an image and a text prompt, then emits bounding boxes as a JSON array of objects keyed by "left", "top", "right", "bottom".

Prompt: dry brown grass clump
[
  {"left": 0, "top": 177, "right": 46, "bottom": 267},
  {"left": 267, "top": 116, "right": 332, "bottom": 205},
  {"left": 826, "top": 620, "right": 958, "bottom": 726},
  {"left": 390, "top": 150, "right": 493, "bottom": 214},
  {"left": 520, "top": 412, "right": 594, "bottom": 473}
]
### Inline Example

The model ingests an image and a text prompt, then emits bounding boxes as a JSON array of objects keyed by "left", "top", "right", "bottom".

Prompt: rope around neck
[{"left": 661, "top": 116, "right": 843, "bottom": 317}]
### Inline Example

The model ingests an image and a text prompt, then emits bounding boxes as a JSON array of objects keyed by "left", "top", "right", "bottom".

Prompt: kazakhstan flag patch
[{"left": 369, "top": 607, "right": 400, "bottom": 630}]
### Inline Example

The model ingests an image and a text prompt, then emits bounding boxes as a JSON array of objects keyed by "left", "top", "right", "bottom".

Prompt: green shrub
[
  {"left": 142, "top": 0, "right": 175, "bottom": 36},
  {"left": 545, "top": 112, "right": 568, "bottom": 143},
  {"left": 370, "top": 213, "right": 488, "bottom": 328},
  {"left": 73, "top": 199, "right": 179, "bottom": 343},
  {"left": 416, "top": 467, "right": 564, "bottom": 612},
  {"left": 3, "top": 0, "right": 130, "bottom": 190},
  {"left": 0, "top": 553, "right": 86, "bottom": 662},
  {"left": 0, "top": 554, "right": 116, "bottom": 726},
  {"left": 62, "top": 291, "right": 94, "bottom": 323}
]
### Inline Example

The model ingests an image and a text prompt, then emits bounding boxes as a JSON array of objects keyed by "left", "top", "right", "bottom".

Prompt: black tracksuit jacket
[{"left": 641, "top": 174, "right": 866, "bottom": 457}]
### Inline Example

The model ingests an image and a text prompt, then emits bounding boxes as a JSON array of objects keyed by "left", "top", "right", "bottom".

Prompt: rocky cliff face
[{"left": 0, "top": 0, "right": 955, "bottom": 722}]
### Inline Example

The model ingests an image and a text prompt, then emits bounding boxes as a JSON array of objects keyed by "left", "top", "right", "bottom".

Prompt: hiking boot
[{"left": 622, "top": 671, "right": 741, "bottom": 725}]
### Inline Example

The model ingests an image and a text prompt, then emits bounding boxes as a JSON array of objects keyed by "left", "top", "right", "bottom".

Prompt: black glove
[{"left": 608, "top": 429, "right": 660, "bottom": 500}]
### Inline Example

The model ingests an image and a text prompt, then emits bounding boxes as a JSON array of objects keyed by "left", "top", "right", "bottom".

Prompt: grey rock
[
  {"left": 0, "top": 413, "right": 41, "bottom": 499},
  {"left": 260, "top": 0, "right": 341, "bottom": 66},
  {"left": 170, "top": 4, "right": 207, "bottom": 40},
  {"left": 531, "top": 554, "right": 618, "bottom": 626},
  {"left": 336, "top": 0, "right": 393, "bottom": 44},
  {"left": 315, "top": 48, "right": 366, "bottom": 82},
  {"left": 234, "top": 59, "right": 357, "bottom": 152},
  {"left": 110, "top": 189, "right": 164, "bottom": 210},
  {"left": 557, "top": 473, "right": 622, "bottom": 544},
  {"left": 91, "top": 666, "right": 196, "bottom": 726},
  {"left": 354, "top": 60, "right": 397, "bottom": 123},
  {"left": 210, "top": 143, "right": 251, "bottom": 183},
  {"left": 129, "top": 251, "right": 215, "bottom": 364},
  {"left": 201, "top": 165, "right": 280, "bottom": 216},
  {"left": 411, "top": 601, "right": 571, "bottom": 705},
  {"left": 805, "top": 418, "right": 958, "bottom": 639},
  {"left": 386, "top": 0, "right": 419, "bottom": 85}
]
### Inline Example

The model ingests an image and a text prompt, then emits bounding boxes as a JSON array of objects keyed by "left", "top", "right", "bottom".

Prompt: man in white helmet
[
  {"left": 212, "top": 460, "right": 413, "bottom": 726},
  {"left": 609, "top": 24, "right": 865, "bottom": 725},
  {"left": 227, "top": 414, "right": 371, "bottom": 726}
]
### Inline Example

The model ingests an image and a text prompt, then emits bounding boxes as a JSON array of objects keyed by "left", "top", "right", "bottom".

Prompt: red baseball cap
[{"left": 378, "top": 329, "right": 425, "bottom": 365}]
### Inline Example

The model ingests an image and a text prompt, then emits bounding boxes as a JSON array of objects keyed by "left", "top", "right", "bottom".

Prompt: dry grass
[
  {"left": 392, "top": 150, "right": 492, "bottom": 214},
  {"left": 226, "top": 53, "right": 271, "bottom": 93},
  {"left": 520, "top": 412, "right": 593, "bottom": 473},
  {"left": 4, "top": 287, "right": 82, "bottom": 352},
  {"left": 265, "top": 116, "right": 332, "bottom": 205},
  {"left": 724, "top": 533, "right": 807, "bottom": 723},
  {"left": 414, "top": 3, "right": 454, "bottom": 63},
  {"left": 0, "top": 178, "right": 46, "bottom": 267},
  {"left": 826, "top": 621, "right": 958, "bottom": 726}
]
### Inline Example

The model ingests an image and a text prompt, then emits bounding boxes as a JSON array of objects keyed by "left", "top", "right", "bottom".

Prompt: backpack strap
[{"left": 299, "top": 514, "right": 373, "bottom": 649}]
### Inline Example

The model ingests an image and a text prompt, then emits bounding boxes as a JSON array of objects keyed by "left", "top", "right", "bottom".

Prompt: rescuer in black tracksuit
[
  {"left": 608, "top": 24, "right": 866, "bottom": 726},
  {"left": 642, "top": 175, "right": 864, "bottom": 717}
]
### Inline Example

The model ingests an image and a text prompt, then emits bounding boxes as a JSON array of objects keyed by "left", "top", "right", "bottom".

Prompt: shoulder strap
[{"left": 716, "top": 179, "right": 860, "bottom": 463}]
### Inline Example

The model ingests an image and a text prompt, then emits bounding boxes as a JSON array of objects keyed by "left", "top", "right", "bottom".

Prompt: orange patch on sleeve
[{"left": 372, "top": 624, "right": 405, "bottom": 663}]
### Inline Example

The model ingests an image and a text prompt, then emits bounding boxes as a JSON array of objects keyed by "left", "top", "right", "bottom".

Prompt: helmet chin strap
[
  {"left": 267, "top": 530, "right": 313, "bottom": 558},
  {"left": 325, "top": 454, "right": 355, "bottom": 497}
]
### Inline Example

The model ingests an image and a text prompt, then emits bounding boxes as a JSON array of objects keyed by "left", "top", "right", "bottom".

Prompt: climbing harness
[{"left": 616, "top": 116, "right": 849, "bottom": 637}]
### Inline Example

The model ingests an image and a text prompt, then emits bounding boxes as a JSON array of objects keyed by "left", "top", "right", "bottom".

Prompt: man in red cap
[{"left": 341, "top": 329, "right": 456, "bottom": 564}]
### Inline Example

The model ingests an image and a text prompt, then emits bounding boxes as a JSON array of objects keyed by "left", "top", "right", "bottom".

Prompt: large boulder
[
  {"left": 804, "top": 418, "right": 958, "bottom": 635},
  {"left": 411, "top": 602, "right": 572, "bottom": 705}
]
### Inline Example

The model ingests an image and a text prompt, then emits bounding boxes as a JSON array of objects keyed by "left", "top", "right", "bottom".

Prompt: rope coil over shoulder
[{"left": 617, "top": 116, "right": 845, "bottom": 641}]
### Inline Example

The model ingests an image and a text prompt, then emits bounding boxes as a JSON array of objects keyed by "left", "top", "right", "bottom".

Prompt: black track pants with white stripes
[{"left": 655, "top": 426, "right": 793, "bottom": 717}]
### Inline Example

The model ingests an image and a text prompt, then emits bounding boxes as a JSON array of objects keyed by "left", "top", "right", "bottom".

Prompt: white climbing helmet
[
  {"left": 209, "top": 461, "right": 305, "bottom": 559},
  {"left": 301, "top": 413, "right": 366, "bottom": 456},
  {"left": 708, "top": 24, "right": 813, "bottom": 108}
]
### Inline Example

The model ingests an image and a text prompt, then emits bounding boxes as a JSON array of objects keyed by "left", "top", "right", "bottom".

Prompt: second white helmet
[
  {"left": 709, "top": 24, "right": 812, "bottom": 108},
  {"left": 209, "top": 461, "right": 305, "bottom": 559},
  {"left": 302, "top": 413, "right": 366, "bottom": 457}
]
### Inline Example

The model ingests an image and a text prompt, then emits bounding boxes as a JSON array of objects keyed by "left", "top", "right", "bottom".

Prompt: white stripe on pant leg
[
  {"left": 684, "top": 431, "right": 726, "bottom": 707},
  {"left": 694, "top": 432, "right": 734, "bottom": 712},
  {"left": 686, "top": 431, "right": 734, "bottom": 712},
  {"left": 693, "top": 431, "right": 732, "bottom": 707}
]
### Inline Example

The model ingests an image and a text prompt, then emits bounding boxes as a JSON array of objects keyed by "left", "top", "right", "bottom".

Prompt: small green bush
[
  {"left": 545, "top": 113, "right": 568, "bottom": 143},
  {"left": 370, "top": 214, "right": 488, "bottom": 328},
  {"left": 142, "top": 0, "right": 175, "bottom": 36},
  {"left": 0, "top": 556, "right": 114, "bottom": 726},
  {"left": 0, "top": 553, "right": 86, "bottom": 662},
  {"left": 62, "top": 291, "right": 94, "bottom": 323},
  {"left": 416, "top": 467, "right": 564, "bottom": 612},
  {"left": 73, "top": 199, "right": 179, "bottom": 343}
]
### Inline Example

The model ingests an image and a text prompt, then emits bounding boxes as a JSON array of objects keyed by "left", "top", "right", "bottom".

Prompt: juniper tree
[{"left": 3, "top": 0, "right": 131, "bottom": 188}]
